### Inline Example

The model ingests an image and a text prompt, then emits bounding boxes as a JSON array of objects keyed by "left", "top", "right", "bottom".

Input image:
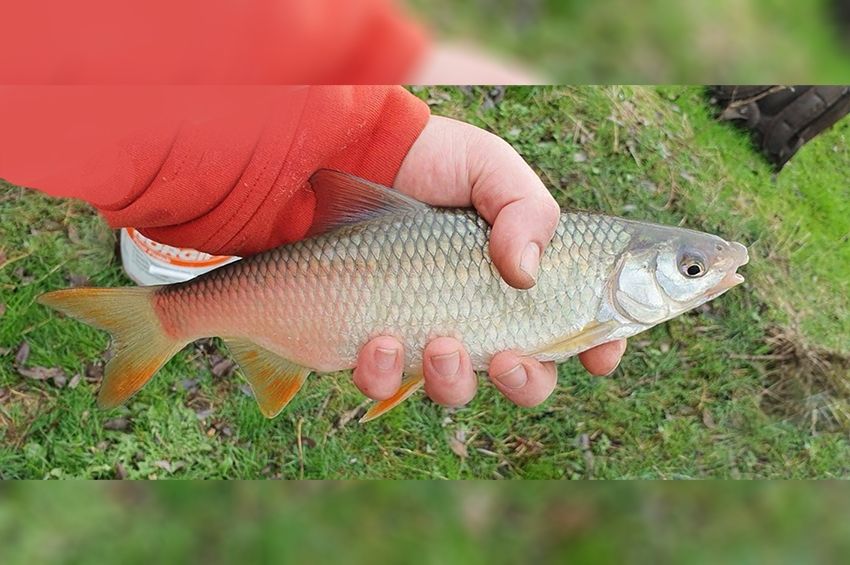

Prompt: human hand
[{"left": 353, "top": 116, "right": 628, "bottom": 408}]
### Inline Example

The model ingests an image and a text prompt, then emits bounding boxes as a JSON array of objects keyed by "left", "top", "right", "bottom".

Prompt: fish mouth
[{"left": 708, "top": 241, "right": 749, "bottom": 296}]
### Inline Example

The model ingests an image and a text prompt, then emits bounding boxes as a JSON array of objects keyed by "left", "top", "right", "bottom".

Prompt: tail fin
[{"left": 38, "top": 287, "right": 186, "bottom": 408}]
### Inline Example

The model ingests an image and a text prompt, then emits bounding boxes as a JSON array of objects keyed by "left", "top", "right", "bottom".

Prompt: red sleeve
[
  {"left": 0, "top": 1, "right": 428, "bottom": 84},
  {"left": 0, "top": 86, "right": 431, "bottom": 256}
]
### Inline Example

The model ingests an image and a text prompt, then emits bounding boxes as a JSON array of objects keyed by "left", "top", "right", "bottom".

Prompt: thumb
[{"left": 468, "top": 132, "right": 560, "bottom": 289}]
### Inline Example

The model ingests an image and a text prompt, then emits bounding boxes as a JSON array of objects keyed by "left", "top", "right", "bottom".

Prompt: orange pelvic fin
[
  {"left": 360, "top": 373, "right": 424, "bottom": 423},
  {"left": 37, "top": 287, "right": 186, "bottom": 408},
  {"left": 224, "top": 339, "right": 311, "bottom": 418}
]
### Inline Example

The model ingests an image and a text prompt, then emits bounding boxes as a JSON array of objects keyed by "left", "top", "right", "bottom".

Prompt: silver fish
[{"left": 38, "top": 170, "right": 749, "bottom": 421}]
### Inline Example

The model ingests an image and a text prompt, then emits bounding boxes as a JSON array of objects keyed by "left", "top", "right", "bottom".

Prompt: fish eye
[{"left": 678, "top": 253, "right": 707, "bottom": 278}]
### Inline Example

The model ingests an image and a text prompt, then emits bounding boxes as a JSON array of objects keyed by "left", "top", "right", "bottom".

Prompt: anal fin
[
  {"left": 360, "top": 373, "right": 424, "bottom": 423},
  {"left": 225, "top": 338, "right": 311, "bottom": 418}
]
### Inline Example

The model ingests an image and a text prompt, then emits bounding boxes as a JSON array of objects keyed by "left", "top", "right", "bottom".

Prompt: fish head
[{"left": 611, "top": 226, "right": 749, "bottom": 325}]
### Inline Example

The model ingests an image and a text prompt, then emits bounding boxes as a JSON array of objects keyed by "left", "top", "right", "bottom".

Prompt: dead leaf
[
  {"left": 448, "top": 429, "right": 469, "bottom": 459},
  {"left": 15, "top": 341, "right": 30, "bottom": 366},
  {"left": 18, "top": 365, "right": 66, "bottom": 385},
  {"left": 482, "top": 86, "right": 505, "bottom": 110},
  {"left": 51, "top": 371, "right": 68, "bottom": 388},
  {"left": 153, "top": 460, "right": 185, "bottom": 474},
  {"left": 104, "top": 417, "right": 131, "bottom": 431},
  {"left": 210, "top": 419, "right": 233, "bottom": 438},
  {"left": 180, "top": 378, "right": 199, "bottom": 392},
  {"left": 67, "top": 224, "right": 81, "bottom": 244},
  {"left": 13, "top": 267, "right": 34, "bottom": 284},
  {"left": 334, "top": 402, "right": 368, "bottom": 430},
  {"left": 507, "top": 435, "right": 544, "bottom": 457},
  {"left": 0, "top": 303, "right": 5, "bottom": 317},
  {"left": 702, "top": 409, "right": 716, "bottom": 429},
  {"left": 194, "top": 338, "right": 219, "bottom": 355},
  {"left": 210, "top": 358, "right": 236, "bottom": 378},
  {"left": 84, "top": 362, "right": 104, "bottom": 383},
  {"left": 14, "top": 348, "right": 68, "bottom": 386},
  {"left": 579, "top": 433, "right": 595, "bottom": 474},
  {"left": 67, "top": 273, "right": 91, "bottom": 287},
  {"left": 68, "top": 373, "right": 82, "bottom": 389},
  {"left": 426, "top": 89, "right": 452, "bottom": 105},
  {"left": 153, "top": 460, "right": 173, "bottom": 473},
  {"left": 300, "top": 436, "right": 317, "bottom": 449},
  {"left": 38, "top": 220, "right": 63, "bottom": 232}
]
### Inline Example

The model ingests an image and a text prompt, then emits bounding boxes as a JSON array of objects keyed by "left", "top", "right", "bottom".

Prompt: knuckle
[
  {"left": 537, "top": 196, "right": 561, "bottom": 229},
  {"left": 543, "top": 196, "right": 561, "bottom": 220}
]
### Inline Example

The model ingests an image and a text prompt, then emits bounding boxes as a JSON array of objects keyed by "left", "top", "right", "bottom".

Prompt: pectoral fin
[
  {"left": 530, "top": 320, "right": 621, "bottom": 360},
  {"left": 224, "top": 339, "right": 311, "bottom": 418},
  {"left": 359, "top": 373, "right": 424, "bottom": 423}
]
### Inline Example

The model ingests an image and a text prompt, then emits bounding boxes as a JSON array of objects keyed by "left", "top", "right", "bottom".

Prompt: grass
[
  {"left": 3, "top": 482, "right": 850, "bottom": 564},
  {"left": 1, "top": 85, "right": 849, "bottom": 479}
]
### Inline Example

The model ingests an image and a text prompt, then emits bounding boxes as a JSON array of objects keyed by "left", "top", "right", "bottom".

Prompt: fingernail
[
  {"left": 494, "top": 364, "right": 527, "bottom": 389},
  {"left": 374, "top": 347, "right": 398, "bottom": 371},
  {"left": 431, "top": 351, "right": 460, "bottom": 379},
  {"left": 520, "top": 243, "right": 540, "bottom": 282}
]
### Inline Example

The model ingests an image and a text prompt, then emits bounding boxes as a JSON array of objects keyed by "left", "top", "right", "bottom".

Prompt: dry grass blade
[{"left": 759, "top": 327, "right": 850, "bottom": 432}]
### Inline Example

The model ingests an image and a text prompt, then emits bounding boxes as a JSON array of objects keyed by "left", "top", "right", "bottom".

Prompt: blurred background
[
  {"left": 2, "top": 482, "right": 850, "bottom": 563},
  {"left": 4, "top": 0, "right": 850, "bottom": 84},
  {"left": 408, "top": 0, "right": 850, "bottom": 82}
]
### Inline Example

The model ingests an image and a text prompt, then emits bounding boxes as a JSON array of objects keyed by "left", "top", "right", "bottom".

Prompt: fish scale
[{"left": 154, "top": 207, "right": 632, "bottom": 373}]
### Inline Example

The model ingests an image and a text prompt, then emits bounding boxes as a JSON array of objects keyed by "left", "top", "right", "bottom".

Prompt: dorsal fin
[{"left": 307, "top": 169, "right": 427, "bottom": 237}]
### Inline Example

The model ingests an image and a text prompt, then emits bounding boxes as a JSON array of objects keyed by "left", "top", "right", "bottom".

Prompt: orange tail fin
[{"left": 38, "top": 287, "right": 186, "bottom": 408}]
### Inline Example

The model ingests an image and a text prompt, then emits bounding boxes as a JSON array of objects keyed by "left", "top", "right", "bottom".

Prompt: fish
[{"left": 38, "top": 170, "right": 749, "bottom": 422}]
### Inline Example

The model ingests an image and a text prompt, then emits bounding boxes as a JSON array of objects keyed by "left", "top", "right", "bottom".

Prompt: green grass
[{"left": 1, "top": 86, "right": 849, "bottom": 478}]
